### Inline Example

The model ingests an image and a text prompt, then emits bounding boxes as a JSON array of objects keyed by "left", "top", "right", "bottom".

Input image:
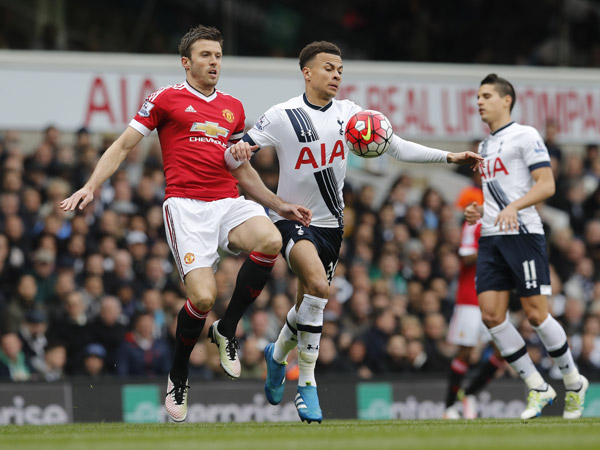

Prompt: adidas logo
[
  {"left": 295, "top": 393, "right": 307, "bottom": 409},
  {"left": 185, "top": 105, "right": 196, "bottom": 113}
]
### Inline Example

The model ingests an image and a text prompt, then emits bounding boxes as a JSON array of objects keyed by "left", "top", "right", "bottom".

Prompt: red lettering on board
[{"left": 85, "top": 77, "right": 116, "bottom": 126}]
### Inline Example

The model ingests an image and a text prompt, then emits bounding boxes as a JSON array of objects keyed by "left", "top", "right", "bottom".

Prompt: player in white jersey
[
  {"left": 225, "top": 41, "right": 483, "bottom": 423},
  {"left": 465, "top": 74, "right": 588, "bottom": 420}
]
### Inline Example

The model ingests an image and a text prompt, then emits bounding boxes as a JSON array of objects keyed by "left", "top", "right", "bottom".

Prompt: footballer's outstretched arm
[
  {"left": 230, "top": 159, "right": 312, "bottom": 227},
  {"left": 387, "top": 135, "right": 483, "bottom": 170},
  {"left": 60, "top": 126, "right": 144, "bottom": 211}
]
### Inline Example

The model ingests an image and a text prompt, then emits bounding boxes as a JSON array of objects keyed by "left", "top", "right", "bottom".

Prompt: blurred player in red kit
[{"left": 443, "top": 217, "right": 504, "bottom": 419}]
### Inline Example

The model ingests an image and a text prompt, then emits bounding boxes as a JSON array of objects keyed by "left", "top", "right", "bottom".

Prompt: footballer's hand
[
  {"left": 464, "top": 201, "right": 482, "bottom": 225},
  {"left": 447, "top": 151, "right": 484, "bottom": 171},
  {"left": 59, "top": 187, "right": 94, "bottom": 212},
  {"left": 229, "top": 141, "right": 258, "bottom": 162},
  {"left": 495, "top": 204, "right": 519, "bottom": 232},
  {"left": 277, "top": 203, "right": 312, "bottom": 227}
]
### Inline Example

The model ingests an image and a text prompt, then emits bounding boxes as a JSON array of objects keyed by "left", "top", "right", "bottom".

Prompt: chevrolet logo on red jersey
[{"left": 190, "top": 121, "right": 229, "bottom": 138}]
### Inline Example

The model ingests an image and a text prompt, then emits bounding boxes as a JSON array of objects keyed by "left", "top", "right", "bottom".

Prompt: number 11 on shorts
[{"left": 522, "top": 259, "right": 537, "bottom": 289}]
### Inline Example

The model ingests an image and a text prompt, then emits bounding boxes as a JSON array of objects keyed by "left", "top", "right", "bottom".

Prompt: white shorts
[
  {"left": 162, "top": 196, "right": 268, "bottom": 278},
  {"left": 447, "top": 304, "right": 491, "bottom": 347}
]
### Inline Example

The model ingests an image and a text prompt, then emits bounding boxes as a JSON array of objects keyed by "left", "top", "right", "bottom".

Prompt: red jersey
[
  {"left": 456, "top": 220, "right": 482, "bottom": 306},
  {"left": 129, "top": 81, "right": 246, "bottom": 201}
]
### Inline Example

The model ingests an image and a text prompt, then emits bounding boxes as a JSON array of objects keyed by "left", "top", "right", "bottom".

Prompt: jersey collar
[
  {"left": 184, "top": 80, "right": 218, "bottom": 102},
  {"left": 303, "top": 93, "right": 333, "bottom": 112},
  {"left": 491, "top": 121, "right": 515, "bottom": 136}
]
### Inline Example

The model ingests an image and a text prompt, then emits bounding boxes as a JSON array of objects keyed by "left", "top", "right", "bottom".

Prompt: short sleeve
[
  {"left": 228, "top": 104, "right": 247, "bottom": 144},
  {"left": 522, "top": 128, "right": 551, "bottom": 171},
  {"left": 246, "top": 106, "right": 282, "bottom": 149},
  {"left": 129, "top": 94, "right": 165, "bottom": 137}
]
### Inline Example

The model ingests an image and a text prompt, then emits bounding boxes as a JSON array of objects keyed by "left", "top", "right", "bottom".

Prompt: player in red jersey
[
  {"left": 443, "top": 218, "right": 504, "bottom": 419},
  {"left": 60, "top": 25, "right": 311, "bottom": 422}
]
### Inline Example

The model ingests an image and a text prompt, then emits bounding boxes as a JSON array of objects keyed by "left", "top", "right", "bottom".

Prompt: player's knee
[
  {"left": 299, "top": 350, "right": 319, "bottom": 364},
  {"left": 186, "top": 288, "right": 215, "bottom": 312},
  {"left": 305, "top": 279, "right": 329, "bottom": 299},
  {"left": 525, "top": 310, "right": 545, "bottom": 327},
  {"left": 255, "top": 231, "right": 282, "bottom": 255},
  {"left": 481, "top": 312, "right": 503, "bottom": 329}
]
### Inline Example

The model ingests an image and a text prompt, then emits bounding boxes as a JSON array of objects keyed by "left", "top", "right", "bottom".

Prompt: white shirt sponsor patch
[
  {"left": 254, "top": 114, "right": 270, "bottom": 131},
  {"left": 138, "top": 100, "right": 155, "bottom": 117}
]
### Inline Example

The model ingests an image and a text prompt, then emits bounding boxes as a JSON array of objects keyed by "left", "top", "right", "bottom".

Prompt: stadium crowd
[{"left": 0, "top": 125, "right": 598, "bottom": 384}]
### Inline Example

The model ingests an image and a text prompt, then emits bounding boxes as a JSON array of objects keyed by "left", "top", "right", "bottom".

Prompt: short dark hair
[
  {"left": 480, "top": 73, "right": 517, "bottom": 112},
  {"left": 298, "top": 41, "right": 342, "bottom": 71},
  {"left": 178, "top": 25, "right": 223, "bottom": 58}
]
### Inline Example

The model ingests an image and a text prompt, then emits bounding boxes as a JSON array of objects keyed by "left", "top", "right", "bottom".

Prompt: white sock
[
  {"left": 296, "top": 294, "right": 327, "bottom": 387},
  {"left": 273, "top": 306, "right": 298, "bottom": 363},
  {"left": 489, "top": 318, "right": 546, "bottom": 389},
  {"left": 533, "top": 314, "right": 581, "bottom": 389}
]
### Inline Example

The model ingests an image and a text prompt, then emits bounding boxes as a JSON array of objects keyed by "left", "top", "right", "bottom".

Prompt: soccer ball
[{"left": 345, "top": 110, "right": 393, "bottom": 158}]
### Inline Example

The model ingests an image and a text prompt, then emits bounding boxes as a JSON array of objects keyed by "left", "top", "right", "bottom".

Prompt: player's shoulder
[
  {"left": 215, "top": 89, "right": 244, "bottom": 108},
  {"left": 273, "top": 94, "right": 304, "bottom": 110},
  {"left": 259, "top": 95, "right": 304, "bottom": 120},
  {"left": 509, "top": 122, "right": 543, "bottom": 140},
  {"left": 333, "top": 98, "right": 362, "bottom": 117},
  {"left": 334, "top": 97, "right": 360, "bottom": 109},
  {"left": 147, "top": 83, "right": 187, "bottom": 102}
]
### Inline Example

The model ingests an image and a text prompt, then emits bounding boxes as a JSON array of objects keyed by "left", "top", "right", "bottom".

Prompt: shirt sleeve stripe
[
  {"left": 242, "top": 134, "right": 257, "bottom": 146},
  {"left": 528, "top": 161, "right": 551, "bottom": 172},
  {"left": 128, "top": 120, "right": 152, "bottom": 137}
]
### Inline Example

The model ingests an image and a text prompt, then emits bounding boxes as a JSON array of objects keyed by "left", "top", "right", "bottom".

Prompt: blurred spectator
[
  {"left": 421, "top": 188, "right": 445, "bottom": 230},
  {"left": 38, "top": 342, "right": 67, "bottom": 381},
  {"left": 47, "top": 291, "right": 94, "bottom": 375},
  {"left": 341, "top": 290, "right": 372, "bottom": 337},
  {"left": 0, "top": 233, "right": 18, "bottom": 308},
  {"left": 316, "top": 335, "right": 352, "bottom": 375},
  {"left": 364, "top": 308, "right": 397, "bottom": 373},
  {"left": 2, "top": 274, "right": 39, "bottom": 334},
  {"left": 383, "top": 334, "right": 408, "bottom": 372},
  {"left": 188, "top": 341, "right": 214, "bottom": 380},
  {"left": 421, "top": 312, "right": 453, "bottom": 372},
  {"left": 576, "top": 333, "right": 600, "bottom": 380},
  {"left": 345, "top": 338, "right": 372, "bottom": 379},
  {"left": 115, "top": 312, "right": 171, "bottom": 376},
  {"left": 29, "top": 248, "right": 58, "bottom": 305},
  {"left": 141, "top": 289, "right": 167, "bottom": 338},
  {"left": 18, "top": 309, "right": 48, "bottom": 373},
  {"left": 544, "top": 118, "right": 563, "bottom": 163},
  {"left": 405, "top": 339, "right": 428, "bottom": 372},
  {"left": 247, "top": 309, "right": 277, "bottom": 349},
  {"left": 239, "top": 337, "right": 265, "bottom": 379},
  {"left": 90, "top": 296, "right": 127, "bottom": 374},
  {"left": 0, "top": 333, "right": 31, "bottom": 381},
  {"left": 137, "top": 256, "right": 179, "bottom": 294},
  {"left": 82, "top": 343, "right": 106, "bottom": 377}
]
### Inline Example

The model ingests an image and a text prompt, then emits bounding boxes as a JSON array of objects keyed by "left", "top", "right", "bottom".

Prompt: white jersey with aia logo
[
  {"left": 478, "top": 121, "right": 551, "bottom": 237},
  {"left": 247, "top": 93, "right": 361, "bottom": 228}
]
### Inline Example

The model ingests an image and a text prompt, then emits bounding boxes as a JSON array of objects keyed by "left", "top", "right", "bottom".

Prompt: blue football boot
[
  {"left": 264, "top": 343, "right": 286, "bottom": 405},
  {"left": 295, "top": 385, "right": 323, "bottom": 423}
]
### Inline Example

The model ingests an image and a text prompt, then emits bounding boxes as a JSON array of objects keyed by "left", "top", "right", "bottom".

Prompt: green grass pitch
[{"left": 1, "top": 419, "right": 599, "bottom": 450}]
